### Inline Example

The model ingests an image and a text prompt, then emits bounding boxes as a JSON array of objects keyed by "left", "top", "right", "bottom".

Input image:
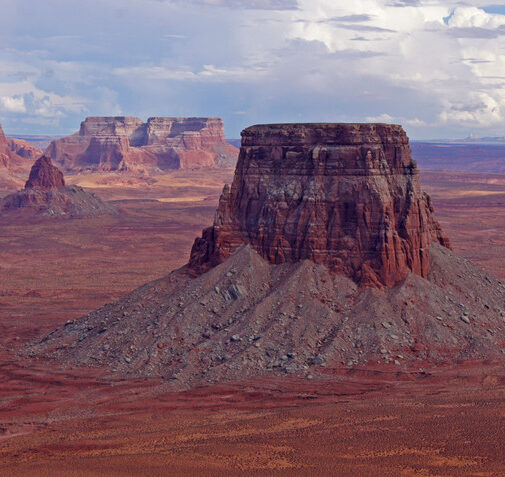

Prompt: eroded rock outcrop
[
  {"left": 190, "top": 123, "right": 451, "bottom": 287},
  {"left": 0, "top": 124, "right": 41, "bottom": 171},
  {"left": 30, "top": 122, "right": 505, "bottom": 390},
  {"left": 7, "top": 137, "right": 43, "bottom": 161},
  {"left": 1, "top": 156, "right": 116, "bottom": 218},
  {"left": 45, "top": 116, "right": 239, "bottom": 172},
  {"left": 25, "top": 156, "right": 65, "bottom": 190}
]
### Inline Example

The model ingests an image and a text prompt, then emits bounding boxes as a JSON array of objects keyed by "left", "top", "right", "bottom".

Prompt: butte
[
  {"left": 45, "top": 116, "right": 239, "bottom": 172},
  {"left": 0, "top": 156, "right": 117, "bottom": 218},
  {"left": 29, "top": 123, "right": 505, "bottom": 389}
]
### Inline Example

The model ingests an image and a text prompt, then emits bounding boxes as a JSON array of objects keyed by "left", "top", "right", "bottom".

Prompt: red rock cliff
[
  {"left": 25, "top": 156, "right": 65, "bottom": 190},
  {"left": 45, "top": 116, "right": 239, "bottom": 172},
  {"left": 190, "top": 123, "right": 451, "bottom": 287},
  {"left": 0, "top": 124, "right": 42, "bottom": 170}
]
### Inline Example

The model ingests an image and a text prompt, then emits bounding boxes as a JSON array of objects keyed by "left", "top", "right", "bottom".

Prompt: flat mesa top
[
  {"left": 241, "top": 123, "right": 409, "bottom": 146},
  {"left": 82, "top": 116, "right": 223, "bottom": 122}
]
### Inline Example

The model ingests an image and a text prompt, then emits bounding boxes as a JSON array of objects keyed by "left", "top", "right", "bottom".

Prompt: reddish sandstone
[
  {"left": 190, "top": 123, "right": 451, "bottom": 286},
  {"left": 45, "top": 116, "right": 239, "bottom": 172},
  {"left": 0, "top": 124, "right": 42, "bottom": 170},
  {"left": 1, "top": 156, "right": 115, "bottom": 218},
  {"left": 25, "top": 156, "right": 65, "bottom": 190}
]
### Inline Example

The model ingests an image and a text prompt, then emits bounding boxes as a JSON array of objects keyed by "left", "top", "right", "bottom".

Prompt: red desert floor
[{"left": 2, "top": 169, "right": 505, "bottom": 475}]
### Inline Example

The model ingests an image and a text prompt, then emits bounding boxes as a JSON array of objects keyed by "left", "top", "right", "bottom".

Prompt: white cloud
[
  {"left": 448, "top": 6, "right": 505, "bottom": 29},
  {"left": 365, "top": 113, "right": 395, "bottom": 122},
  {"left": 0, "top": 95, "right": 26, "bottom": 113},
  {"left": 113, "top": 64, "right": 267, "bottom": 82},
  {"left": 1, "top": 0, "right": 505, "bottom": 137}
]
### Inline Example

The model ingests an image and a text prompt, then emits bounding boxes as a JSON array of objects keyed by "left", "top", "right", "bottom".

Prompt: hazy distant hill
[
  {"left": 411, "top": 142, "right": 505, "bottom": 173},
  {"left": 7, "top": 135, "right": 62, "bottom": 151}
]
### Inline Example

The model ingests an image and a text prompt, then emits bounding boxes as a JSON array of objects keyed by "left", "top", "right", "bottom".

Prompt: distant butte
[
  {"left": 25, "top": 155, "right": 65, "bottom": 190},
  {"left": 0, "top": 156, "right": 116, "bottom": 218},
  {"left": 45, "top": 116, "right": 239, "bottom": 172},
  {"left": 30, "top": 123, "right": 505, "bottom": 389}
]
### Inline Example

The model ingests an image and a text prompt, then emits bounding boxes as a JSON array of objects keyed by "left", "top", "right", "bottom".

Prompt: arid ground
[{"left": 2, "top": 168, "right": 505, "bottom": 475}]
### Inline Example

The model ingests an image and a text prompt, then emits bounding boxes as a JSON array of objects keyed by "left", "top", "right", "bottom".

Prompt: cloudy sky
[{"left": 0, "top": 0, "right": 504, "bottom": 139}]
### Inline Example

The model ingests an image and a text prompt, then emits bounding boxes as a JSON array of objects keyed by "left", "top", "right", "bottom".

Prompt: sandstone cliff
[
  {"left": 0, "top": 125, "right": 40, "bottom": 171},
  {"left": 7, "top": 137, "right": 42, "bottom": 161},
  {"left": 45, "top": 116, "right": 239, "bottom": 172},
  {"left": 190, "top": 123, "right": 451, "bottom": 287}
]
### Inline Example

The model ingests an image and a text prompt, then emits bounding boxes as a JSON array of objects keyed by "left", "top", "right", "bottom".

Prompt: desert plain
[{"left": 0, "top": 165, "right": 505, "bottom": 475}]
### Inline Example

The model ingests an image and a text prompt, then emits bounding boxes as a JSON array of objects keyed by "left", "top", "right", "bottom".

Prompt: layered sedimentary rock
[
  {"left": 31, "top": 122, "right": 505, "bottom": 389},
  {"left": 1, "top": 156, "right": 116, "bottom": 218},
  {"left": 45, "top": 116, "right": 239, "bottom": 172},
  {"left": 7, "top": 137, "right": 43, "bottom": 161},
  {"left": 0, "top": 124, "right": 40, "bottom": 170},
  {"left": 190, "top": 123, "right": 451, "bottom": 287},
  {"left": 25, "top": 156, "right": 65, "bottom": 190}
]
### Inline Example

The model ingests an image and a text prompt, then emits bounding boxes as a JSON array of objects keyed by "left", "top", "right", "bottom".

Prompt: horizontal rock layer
[
  {"left": 45, "top": 116, "right": 239, "bottom": 172},
  {"left": 190, "top": 123, "right": 451, "bottom": 287}
]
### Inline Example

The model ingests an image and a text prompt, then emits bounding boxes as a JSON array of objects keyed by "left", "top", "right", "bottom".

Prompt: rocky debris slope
[
  {"left": 0, "top": 156, "right": 116, "bottom": 218},
  {"left": 45, "top": 116, "right": 239, "bottom": 172},
  {"left": 191, "top": 123, "right": 450, "bottom": 287},
  {"left": 28, "top": 123, "right": 505, "bottom": 389},
  {"left": 28, "top": 245, "right": 505, "bottom": 389}
]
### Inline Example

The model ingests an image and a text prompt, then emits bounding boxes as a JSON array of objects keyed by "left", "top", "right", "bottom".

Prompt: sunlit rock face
[
  {"left": 25, "top": 156, "right": 65, "bottom": 190},
  {"left": 190, "top": 123, "right": 451, "bottom": 287},
  {"left": 45, "top": 116, "right": 239, "bottom": 172}
]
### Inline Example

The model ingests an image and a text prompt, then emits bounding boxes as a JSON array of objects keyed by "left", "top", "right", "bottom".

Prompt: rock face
[
  {"left": 29, "top": 123, "right": 505, "bottom": 390},
  {"left": 7, "top": 137, "right": 43, "bottom": 161},
  {"left": 25, "top": 156, "right": 65, "bottom": 190},
  {"left": 0, "top": 124, "right": 11, "bottom": 168},
  {"left": 45, "top": 116, "right": 239, "bottom": 172},
  {"left": 0, "top": 156, "right": 116, "bottom": 218},
  {"left": 190, "top": 123, "right": 451, "bottom": 287},
  {"left": 0, "top": 124, "right": 43, "bottom": 170}
]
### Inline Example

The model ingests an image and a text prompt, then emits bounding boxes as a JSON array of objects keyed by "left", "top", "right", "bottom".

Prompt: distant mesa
[
  {"left": 30, "top": 123, "right": 505, "bottom": 389},
  {"left": 0, "top": 156, "right": 117, "bottom": 218},
  {"left": 45, "top": 116, "right": 239, "bottom": 172}
]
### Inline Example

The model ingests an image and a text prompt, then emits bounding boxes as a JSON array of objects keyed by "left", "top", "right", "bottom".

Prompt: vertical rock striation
[{"left": 190, "top": 123, "right": 451, "bottom": 286}]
